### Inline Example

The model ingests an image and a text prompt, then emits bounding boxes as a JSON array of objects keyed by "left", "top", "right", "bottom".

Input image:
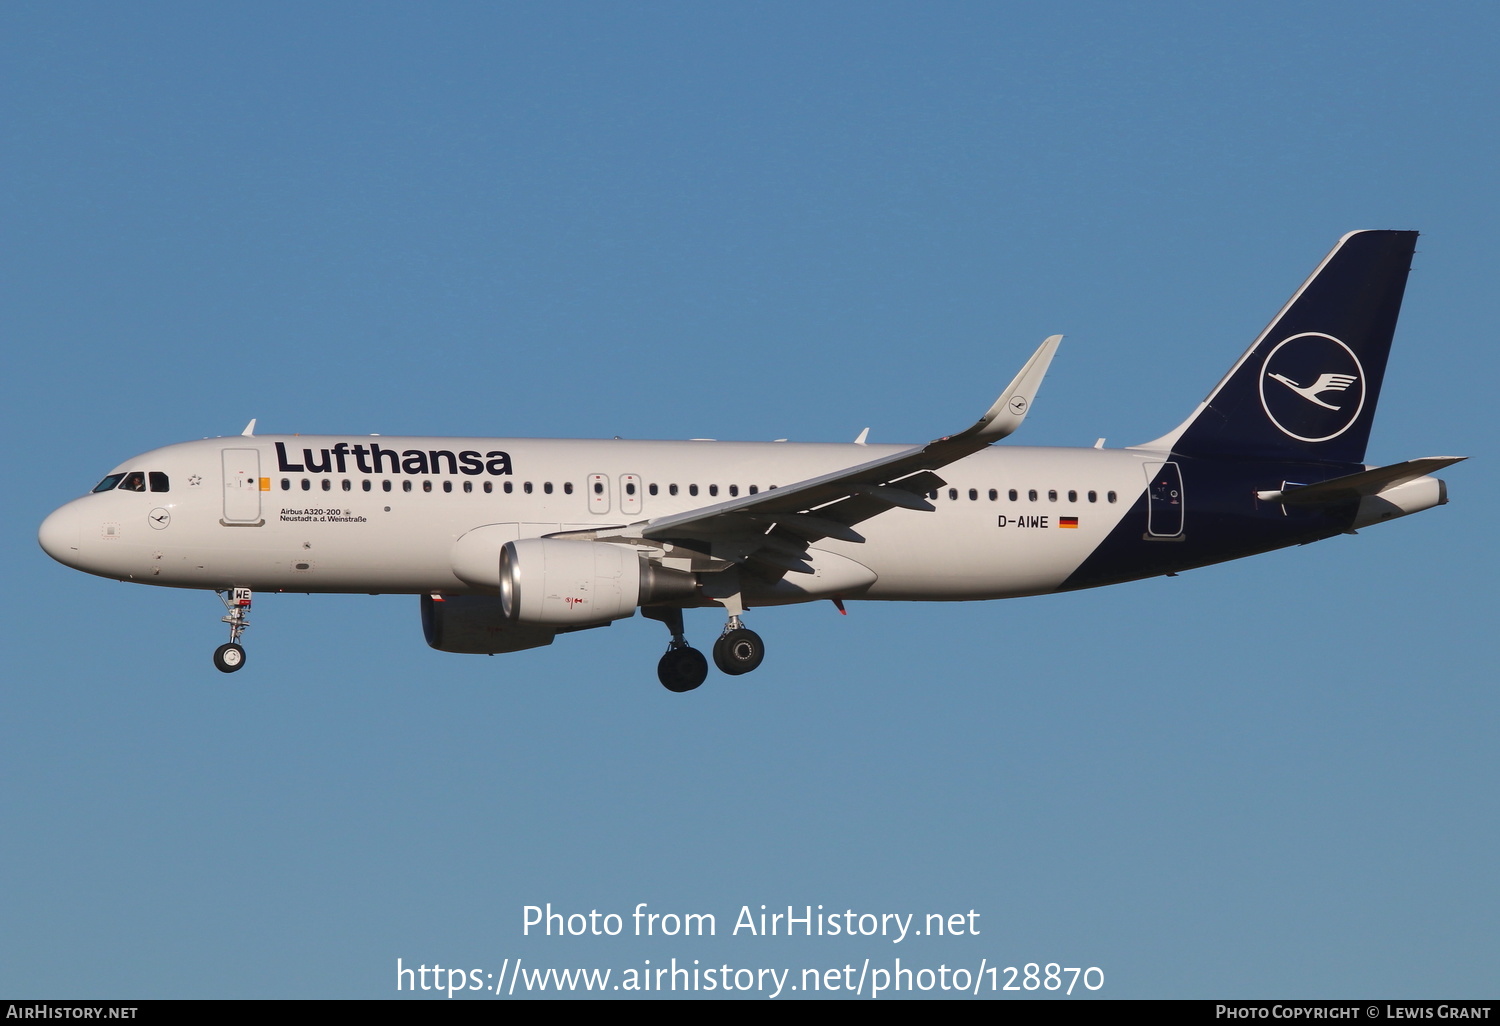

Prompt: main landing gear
[
  {"left": 213, "top": 588, "right": 251, "bottom": 673},
  {"left": 645, "top": 608, "right": 766, "bottom": 693},
  {"left": 658, "top": 644, "right": 708, "bottom": 693},
  {"left": 713, "top": 616, "right": 764, "bottom": 676}
]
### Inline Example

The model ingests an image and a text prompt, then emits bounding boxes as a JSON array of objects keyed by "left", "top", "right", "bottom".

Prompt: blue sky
[{"left": 3, "top": 1, "right": 1495, "bottom": 999}]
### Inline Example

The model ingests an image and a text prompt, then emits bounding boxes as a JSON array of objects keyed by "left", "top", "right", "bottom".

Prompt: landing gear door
[
  {"left": 222, "top": 448, "right": 263, "bottom": 525},
  {"left": 1144, "top": 461, "right": 1184, "bottom": 538}
]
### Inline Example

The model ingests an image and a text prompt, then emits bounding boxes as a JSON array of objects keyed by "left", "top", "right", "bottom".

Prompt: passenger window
[
  {"left": 1068, "top": 490, "right": 1077, "bottom": 503},
  {"left": 748, "top": 485, "right": 758, "bottom": 494},
  {"left": 988, "top": 489, "right": 997, "bottom": 501},
  {"left": 593, "top": 481, "right": 604, "bottom": 494},
  {"left": 1088, "top": 490, "right": 1097, "bottom": 503},
  {"left": 1048, "top": 490, "right": 1057, "bottom": 502},
  {"left": 729, "top": 484, "right": 739, "bottom": 497},
  {"left": 423, "top": 480, "right": 432, "bottom": 493},
  {"left": 281, "top": 479, "right": 291, "bottom": 491},
  {"left": 363, "top": 480, "right": 372, "bottom": 492},
  {"left": 342, "top": 479, "right": 352, "bottom": 491},
  {"left": 403, "top": 480, "right": 412, "bottom": 493},
  {"left": 149, "top": 472, "right": 169, "bottom": 492},
  {"left": 1008, "top": 489, "right": 1018, "bottom": 501},
  {"left": 948, "top": 488, "right": 958, "bottom": 500},
  {"left": 503, "top": 481, "right": 513, "bottom": 494},
  {"left": 383, "top": 480, "right": 392, "bottom": 492},
  {"left": 689, "top": 485, "right": 699, "bottom": 496},
  {"left": 1107, "top": 491, "right": 1117, "bottom": 503},
  {"left": 302, "top": 479, "right": 311, "bottom": 491},
  {"left": 1028, "top": 489, "right": 1037, "bottom": 502},
  {"left": 443, "top": 481, "right": 453, "bottom": 493},
  {"left": 709, "top": 484, "right": 719, "bottom": 497},
  {"left": 463, "top": 481, "right": 472, "bottom": 493},
  {"left": 322, "top": 479, "right": 331, "bottom": 491},
  {"left": 669, "top": 484, "right": 679, "bottom": 496},
  {"left": 544, "top": 482, "right": 553, "bottom": 494},
  {"left": 92, "top": 474, "right": 125, "bottom": 492},
  {"left": 649, "top": 483, "right": 659, "bottom": 496},
  {"left": 483, "top": 482, "right": 492, "bottom": 493},
  {"left": 524, "top": 482, "right": 533, "bottom": 494},
  {"left": 969, "top": 488, "right": 978, "bottom": 501},
  {"left": 564, "top": 482, "right": 574, "bottom": 495}
]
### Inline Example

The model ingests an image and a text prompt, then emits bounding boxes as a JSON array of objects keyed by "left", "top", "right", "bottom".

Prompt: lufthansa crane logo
[{"left": 1258, "top": 332, "right": 1365, "bottom": 442}]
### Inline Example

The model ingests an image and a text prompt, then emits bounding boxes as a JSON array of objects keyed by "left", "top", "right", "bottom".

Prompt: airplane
[{"left": 38, "top": 230, "right": 1462, "bottom": 692}]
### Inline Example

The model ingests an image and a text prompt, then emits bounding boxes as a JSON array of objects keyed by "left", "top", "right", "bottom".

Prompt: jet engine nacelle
[
  {"left": 420, "top": 594, "right": 557, "bottom": 654},
  {"left": 499, "top": 538, "right": 697, "bottom": 626}
]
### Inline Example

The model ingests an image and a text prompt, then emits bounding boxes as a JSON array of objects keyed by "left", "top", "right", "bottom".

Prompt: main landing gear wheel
[
  {"left": 658, "top": 647, "right": 708, "bottom": 693},
  {"left": 213, "top": 643, "right": 246, "bottom": 673},
  {"left": 712, "top": 627, "right": 765, "bottom": 676}
]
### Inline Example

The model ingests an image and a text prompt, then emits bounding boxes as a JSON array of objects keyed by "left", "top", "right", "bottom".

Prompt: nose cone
[{"left": 39, "top": 502, "right": 83, "bottom": 568}]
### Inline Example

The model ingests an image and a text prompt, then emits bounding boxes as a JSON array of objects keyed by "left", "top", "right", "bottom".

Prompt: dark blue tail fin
[{"left": 1139, "top": 230, "right": 1418, "bottom": 464}]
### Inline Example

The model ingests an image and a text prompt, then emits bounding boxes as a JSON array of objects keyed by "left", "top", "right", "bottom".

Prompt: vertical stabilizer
[{"left": 1136, "top": 230, "right": 1418, "bottom": 463}]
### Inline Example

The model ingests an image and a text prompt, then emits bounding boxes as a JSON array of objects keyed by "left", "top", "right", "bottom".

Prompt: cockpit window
[
  {"left": 149, "top": 472, "right": 169, "bottom": 492},
  {"left": 92, "top": 474, "right": 125, "bottom": 493},
  {"left": 119, "top": 472, "right": 147, "bottom": 492}
]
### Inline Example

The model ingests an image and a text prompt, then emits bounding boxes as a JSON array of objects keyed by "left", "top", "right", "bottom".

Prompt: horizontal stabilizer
[{"left": 1257, "top": 457, "right": 1466, "bottom": 505}]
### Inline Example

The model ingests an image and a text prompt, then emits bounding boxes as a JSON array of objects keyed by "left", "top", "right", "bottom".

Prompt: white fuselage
[{"left": 40, "top": 435, "right": 1154, "bottom": 604}]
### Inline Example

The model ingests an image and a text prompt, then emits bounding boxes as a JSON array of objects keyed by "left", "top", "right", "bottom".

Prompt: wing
[{"left": 554, "top": 335, "right": 1061, "bottom": 576}]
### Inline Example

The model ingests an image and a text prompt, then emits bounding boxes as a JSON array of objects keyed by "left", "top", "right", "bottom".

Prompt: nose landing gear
[{"left": 214, "top": 588, "right": 251, "bottom": 673}]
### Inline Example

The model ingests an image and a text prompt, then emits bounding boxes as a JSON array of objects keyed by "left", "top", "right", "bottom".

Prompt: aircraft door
[
  {"left": 619, "top": 474, "right": 642, "bottom": 515},
  {"left": 1144, "top": 462, "right": 1184, "bottom": 538},
  {"left": 587, "top": 473, "right": 610, "bottom": 514},
  {"left": 222, "top": 448, "right": 264, "bottom": 524}
]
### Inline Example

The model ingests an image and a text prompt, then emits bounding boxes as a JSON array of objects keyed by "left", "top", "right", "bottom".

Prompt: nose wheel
[
  {"left": 214, "top": 588, "right": 252, "bottom": 674},
  {"left": 213, "top": 643, "right": 246, "bottom": 673}
]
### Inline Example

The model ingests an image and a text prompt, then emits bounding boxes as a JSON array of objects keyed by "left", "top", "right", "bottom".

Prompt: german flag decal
[{"left": 1059, "top": 516, "right": 1079, "bottom": 528}]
